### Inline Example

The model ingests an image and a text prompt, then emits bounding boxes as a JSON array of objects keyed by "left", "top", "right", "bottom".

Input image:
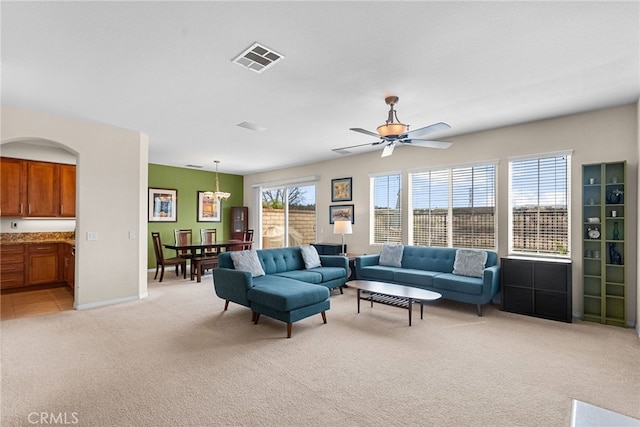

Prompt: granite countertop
[{"left": 0, "top": 232, "right": 75, "bottom": 246}]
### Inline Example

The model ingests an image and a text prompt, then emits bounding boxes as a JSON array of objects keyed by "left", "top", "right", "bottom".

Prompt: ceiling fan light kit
[
  {"left": 376, "top": 96, "right": 408, "bottom": 137},
  {"left": 335, "top": 95, "right": 452, "bottom": 157}
]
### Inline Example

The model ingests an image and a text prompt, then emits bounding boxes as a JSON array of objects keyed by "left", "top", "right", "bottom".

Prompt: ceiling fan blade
[
  {"left": 406, "top": 122, "right": 451, "bottom": 138},
  {"left": 402, "top": 139, "right": 452, "bottom": 149},
  {"left": 332, "top": 140, "right": 384, "bottom": 154},
  {"left": 349, "top": 127, "right": 381, "bottom": 138},
  {"left": 381, "top": 142, "right": 395, "bottom": 157}
]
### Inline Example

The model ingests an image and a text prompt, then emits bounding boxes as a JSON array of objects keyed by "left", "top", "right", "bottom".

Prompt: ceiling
[{"left": 2, "top": 1, "right": 638, "bottom": 175}]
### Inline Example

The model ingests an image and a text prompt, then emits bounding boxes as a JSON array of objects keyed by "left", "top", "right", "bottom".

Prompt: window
[
  {"left": 252, "top": 175, "right": 319, "bottom": 249},
  {"left": 371, "top": 173, "right": 402, "bottom": 244},
  {"left": 410, "top": 163, "right": 496, "bottom": 249},
  {"left": 410, "top": 169, "right": 449, "bottom": 247},
  {"left": 261, "top": 184, "right": 316, "bottom": 248},
  {"left": 509, "top": 152, "right": 571, "bottom": 257}
]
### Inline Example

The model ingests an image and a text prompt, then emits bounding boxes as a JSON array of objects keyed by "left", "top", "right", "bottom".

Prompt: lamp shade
[
  {"left": 333, "top": 220, "right": 352, "bottom": 235},
  {"left": 377, "top": 122, "right": 408, "bottom": 137}
]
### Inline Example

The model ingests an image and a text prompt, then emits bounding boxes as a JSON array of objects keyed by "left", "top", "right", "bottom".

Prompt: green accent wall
[{"left": 147, "top": 163, "right": 244, "bottom": 269}]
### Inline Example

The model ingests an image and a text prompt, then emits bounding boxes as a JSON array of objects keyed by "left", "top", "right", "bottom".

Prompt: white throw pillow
[
  {"left": 300, "top": 245, "right": 322, "bottom": 269},
  {"left": 452, "top": 249, "right": 488, "bottom": 278},
  {"left": 379, "top": 244, "right": 404, "bottom": 267},
  {"left": 230, "top": 250, "right": 265, "bottom": 277}
]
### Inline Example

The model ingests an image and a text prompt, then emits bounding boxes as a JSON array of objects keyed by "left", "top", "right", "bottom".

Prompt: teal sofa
[
  {"left": 213, "top": 247, "right": 349, "bottom": 338},
  {"left": 355, "top": 246, "right": 500, "bottom": 316}
]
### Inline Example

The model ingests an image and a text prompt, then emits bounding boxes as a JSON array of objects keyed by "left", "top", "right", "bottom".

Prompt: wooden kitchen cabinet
[
  {"left": 0, "top": 157, "right": 75, "bottom": 218},
  {"left": 61, "top": 244, "right": 75, "bottom": 288},
  {"left": 27, "top": 160, "right": 60, "bottom": 217},
  {"left": 0, "top": 157, "right": 27, "bottom": 216},
  {"left": 28, "top": 244, "right": 60, "bottom": 285},
  {"left": 0, "top": 244, "right": 26, "bottom": 289},
  {"left": 59, "top": 164, "right": 76, "bottom": 217}
]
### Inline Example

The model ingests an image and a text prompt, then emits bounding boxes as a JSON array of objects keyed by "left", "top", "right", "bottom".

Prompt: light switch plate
[{"left": 87, "top": 231, "right": 99, "bottom": 241}]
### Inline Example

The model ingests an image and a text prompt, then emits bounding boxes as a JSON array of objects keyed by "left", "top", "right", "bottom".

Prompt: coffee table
[{"left": 348, "top": 280, "right": 442, "bottom": 326}]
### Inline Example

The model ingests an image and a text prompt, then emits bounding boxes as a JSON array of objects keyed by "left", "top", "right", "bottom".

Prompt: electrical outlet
[
  {"left": 129, "top": 231, "right": 136, "bottom": 240},
  {"left": 87, "top": 231, "right": 99, "bottom": 241},
  {"left": 10, "top": 221, "right": 18, "bottom": 229}
]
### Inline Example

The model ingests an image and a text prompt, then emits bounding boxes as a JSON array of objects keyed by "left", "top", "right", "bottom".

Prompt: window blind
[
  {"left": 451, "top": 165, "right": 496, "bottom": 248},
  {"left": 411, "top": 169, "right": 449, "bottom": 247},
  {"left": 372, "top": 174, "right": 402, "bottom": 244},
  {"left": 410, "top": 164, "right": 496, "bottom": 248},
  {"left": 509, "top": 154, "right": 570, "bottom": 256}
]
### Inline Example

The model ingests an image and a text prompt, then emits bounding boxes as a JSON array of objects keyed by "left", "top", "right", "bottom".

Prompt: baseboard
[{"left": 75, "top": 293, "right": 146, "bottom": 310}]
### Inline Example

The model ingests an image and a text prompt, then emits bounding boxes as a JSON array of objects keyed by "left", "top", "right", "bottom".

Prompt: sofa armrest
[
  {"left": 482, "top": 264, "right": 501, "bottom": 301},
  {"left": 319, "top": 255, "right": 349, "bottom": 270},
  {"left": 212, "top": 267, "right": 254, "bottom": 307},
  {"left": 356, "top": 254, "right": 380, "bottom": 267}
]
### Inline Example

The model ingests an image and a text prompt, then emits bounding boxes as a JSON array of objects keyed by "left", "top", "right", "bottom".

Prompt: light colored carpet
[{"left": 2, "top": 272, "right": 639, "bottom": 427}]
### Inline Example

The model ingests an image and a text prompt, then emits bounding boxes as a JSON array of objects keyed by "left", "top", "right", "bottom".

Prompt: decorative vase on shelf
[
  {"left": 608, "top": 189, "right": 624, "bottom": 204},
  {"left": 609, "top": 243, "right": 622, "bottom": 265},
  {"left": 613, "top": 222, "right": 620, "bottom": 240}
]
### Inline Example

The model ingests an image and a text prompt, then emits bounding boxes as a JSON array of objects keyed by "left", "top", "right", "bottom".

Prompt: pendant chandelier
[{"left": 204, "top": 160, "right": 231, "bottom": 200}]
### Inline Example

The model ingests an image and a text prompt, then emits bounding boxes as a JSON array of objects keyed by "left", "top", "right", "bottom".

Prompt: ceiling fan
[{"left": 333, "top": 96, "right": 452, "bottom": 157}]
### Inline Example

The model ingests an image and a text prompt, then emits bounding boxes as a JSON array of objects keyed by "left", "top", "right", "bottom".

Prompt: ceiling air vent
[{"left": 232, "top": 42, "right": 284, "bottom": 73}]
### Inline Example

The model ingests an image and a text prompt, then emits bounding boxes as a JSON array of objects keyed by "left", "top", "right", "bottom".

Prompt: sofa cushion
[
  {"left": 248, "top": 278, "right": 329, "bottom": 311},
  {"left": 379, "top": 244, "right": 404, "bottom": 267},
  {"left": 258, "top": 248, "right": 305, "bottom": 275},
  {"left": 274, "top": 270, "right": 323, "bottom": 284},
  {"left": 401, "top": 246, "right": 457, "bottom": 273},
  {"left": 358, "top": 265, "right": 399, "bottom": 281},
  {"left": 230, "top": 250, "right": 265, "bottom": 277},
  {"left": 433, "top": 273, "right": 483, "bottom": 295},
  {"left": 300, "top": 245, "right": 322, "bottom": 269},
  {"left": 394, "top": 269, "right": 441, "bottom": 288},
  {"left": 308, "top": 266, "right": 347, "bottom": 282},
  {"left": 453, "top": 249, "right": 487, "bottom": 278}
]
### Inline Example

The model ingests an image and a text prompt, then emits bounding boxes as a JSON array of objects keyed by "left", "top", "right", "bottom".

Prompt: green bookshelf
[{"left": 582, "top": 161, "right": 626, "bottom": 327}]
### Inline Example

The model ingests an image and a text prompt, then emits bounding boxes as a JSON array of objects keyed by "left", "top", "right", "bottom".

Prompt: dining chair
[
  {"left": 200, "top": 228, "right": 219, "bottom": 257},
  {"left": 243, "top": 229, "right": 254, "bottom": 250},
  {"left": 191, "top": 229, "right": 219, "bottom": 283},
  {"left": 229, "top": 229, "right": 254, "bottom": 251},
  {"left": 151, "top": 232, "right": 187, "bottom": 282},
  {"left": 173, "top": 229, "right": 193, "bottom": 258}
]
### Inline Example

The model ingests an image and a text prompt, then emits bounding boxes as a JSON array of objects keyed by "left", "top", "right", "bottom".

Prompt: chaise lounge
[{"left": 212, "top": 246, "right": 349, "bottom": 338}]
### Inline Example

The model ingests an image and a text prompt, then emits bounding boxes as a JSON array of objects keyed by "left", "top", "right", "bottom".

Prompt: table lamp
[{"left": 333, "top": 220, "right": 352, "bottom": 256}]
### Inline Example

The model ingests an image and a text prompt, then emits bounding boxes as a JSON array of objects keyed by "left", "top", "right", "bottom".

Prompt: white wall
[
  {"left": 1, "top": 105, "right": 149, "bottom": 309},
  {"left": 244, "top": 103, "right": 639, "bottom": 327}
]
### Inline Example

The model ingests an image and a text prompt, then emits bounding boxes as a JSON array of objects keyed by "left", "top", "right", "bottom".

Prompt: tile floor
[{"left": 1, "top": 285, "right": 74, "bottom": 320}]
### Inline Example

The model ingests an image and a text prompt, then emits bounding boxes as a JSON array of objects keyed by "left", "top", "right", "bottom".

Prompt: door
[{"left": 261, "top": 184, "right": 316, "bottom": 248}]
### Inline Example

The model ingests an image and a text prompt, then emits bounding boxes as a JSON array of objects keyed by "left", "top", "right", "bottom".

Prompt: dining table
[{"left": 163, "top": 239, "right": 253, "bottom": 281}]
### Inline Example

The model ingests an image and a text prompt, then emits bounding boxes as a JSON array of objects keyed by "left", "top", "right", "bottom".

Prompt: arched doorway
[{"left": 1, "top": 138, "right": 78, "bottom": 317}]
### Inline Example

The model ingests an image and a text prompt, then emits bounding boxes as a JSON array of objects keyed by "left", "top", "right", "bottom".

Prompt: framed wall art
[
  {"left": 331, "top": 177, "right": 352, "bottom": 202},
  {"left": 329, "top": 204, "right": 354, "bottom": 224},
  {"left": 148, "top": 188, "right": 177, "bottom": 222},
  {"left": 197, "top": 191, "right": 221, "bottom": 222}
]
